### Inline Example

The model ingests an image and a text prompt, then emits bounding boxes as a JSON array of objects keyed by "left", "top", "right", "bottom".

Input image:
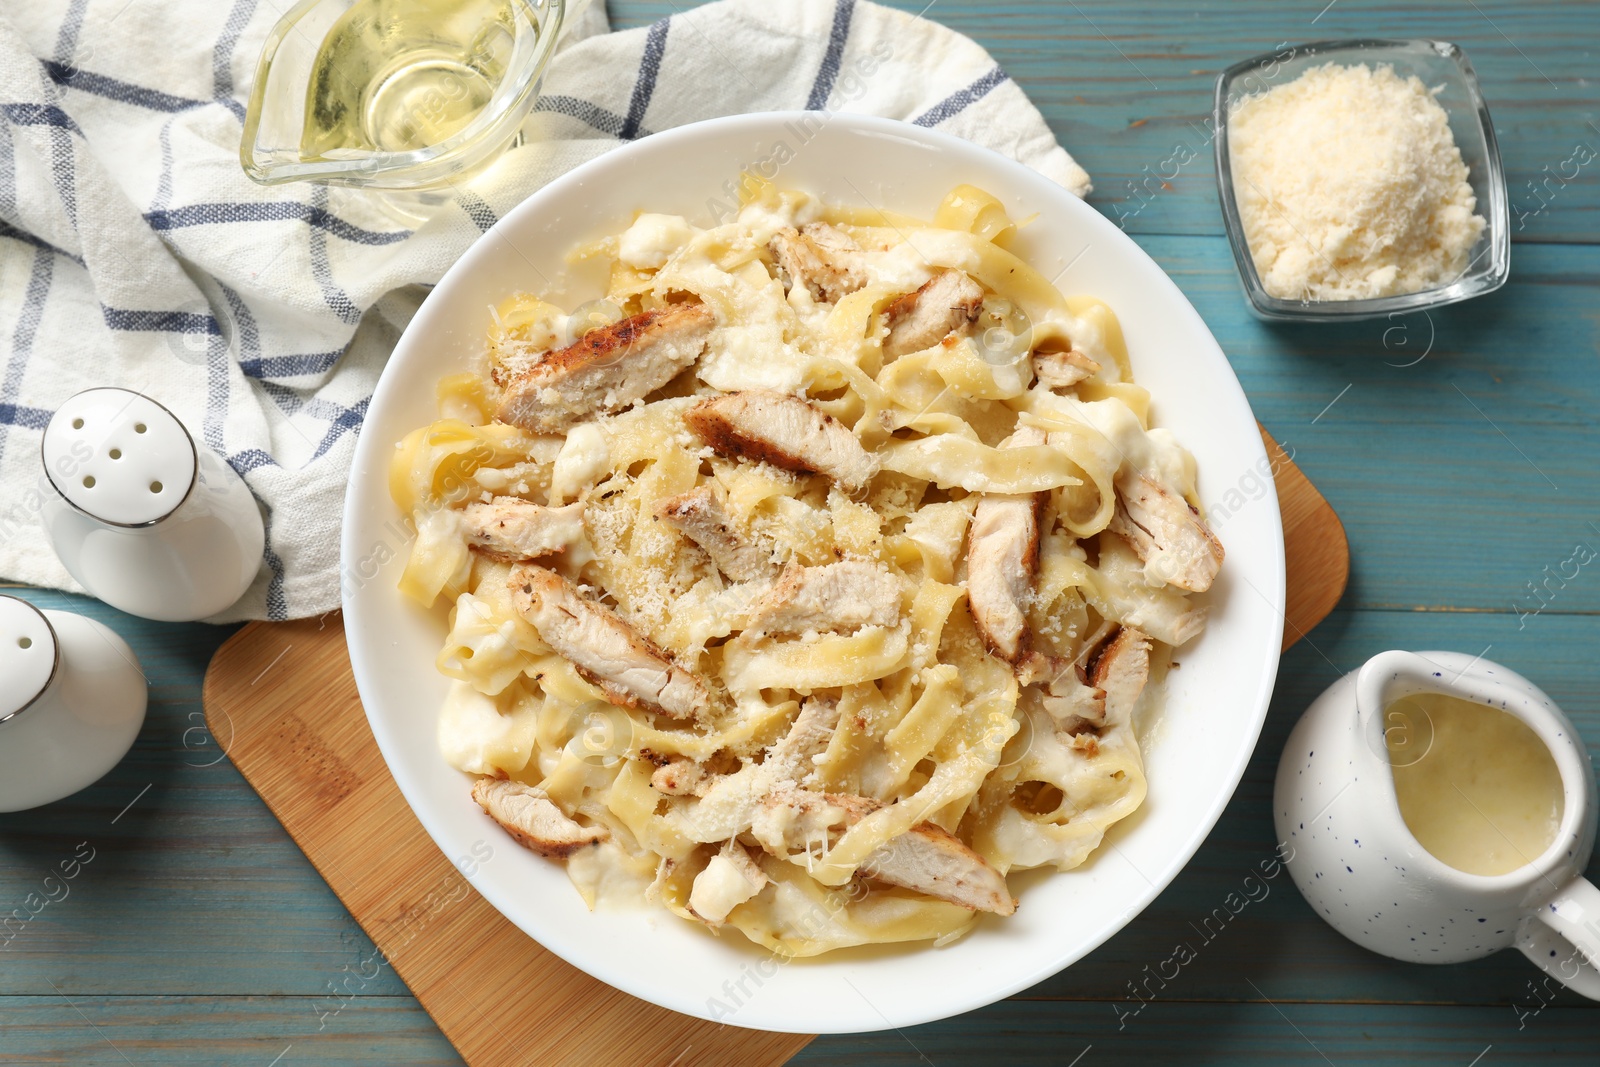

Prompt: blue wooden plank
[
  {"left": 0, "top": 996, "right": 460, "bottom": 1067},
  {"left": 0, "top": 994, "right": 1594, "bottom": 1066},
  {"left": 611, "top": 0, "right": 1600, "bottom": 243},
  {"left": 0, "top": 590, "right": 408, "bottom": 998},
  {"left": 801, "top": 1000, "right": 1600, "bottom": 1066}
]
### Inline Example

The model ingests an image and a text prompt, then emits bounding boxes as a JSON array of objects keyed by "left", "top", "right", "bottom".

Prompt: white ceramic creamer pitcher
[{"left": 1275, "top": 650, "right": 1600, "bottom": 997}]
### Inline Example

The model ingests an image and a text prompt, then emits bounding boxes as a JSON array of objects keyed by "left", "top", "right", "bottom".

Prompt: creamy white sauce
[
  {"left": 548, "top": 422, "right": 610, "bottom": 504},
  {"left": 1062, "top": 397, "right": 1192, "bottom": 493},
  {"left": 688, "top": 854, "right": 763, "bottom": 922},
  {"left": 1387, "top": 692, "right": 1565, "bottom": 876},
  {"left": 864, "top": 230, "right": 980, "bottom": 291},
  {"left": 1032, "top": 392, "right": 1198, "bottom": 527},
  {"left": 437, "top": 680, "right": 537, "bottom": 776},
  {"left": 617, "top": 213, "right": 700, "bottom": 270},
  {"left": 734, "top": 194, "right": 824, "bottom": 235},
  {"left": 567, "top": 841, "right": 658, "bottom": 910}
]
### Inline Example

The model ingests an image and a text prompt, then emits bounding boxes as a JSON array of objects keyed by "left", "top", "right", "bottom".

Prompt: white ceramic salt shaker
[
  {"left": 39, "top": 388, "right": 265, "bottom": 621},
  {"left": 0, "top": 594, "right": 147, "bottom": 812}
]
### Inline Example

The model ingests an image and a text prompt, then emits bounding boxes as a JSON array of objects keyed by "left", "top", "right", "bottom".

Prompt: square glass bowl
[{"left": 1213, "top": 39, "right": 1510, "bottom": 322}]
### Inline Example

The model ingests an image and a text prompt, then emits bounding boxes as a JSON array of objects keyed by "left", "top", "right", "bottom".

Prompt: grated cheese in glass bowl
[{"left": 1213, "top": 39, "right": 1509, "bottom": 322}]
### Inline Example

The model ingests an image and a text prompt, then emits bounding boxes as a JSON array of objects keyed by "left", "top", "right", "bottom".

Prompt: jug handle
[{"left": 1516, "top": 876, "right": 1600, "bottom": 1000}]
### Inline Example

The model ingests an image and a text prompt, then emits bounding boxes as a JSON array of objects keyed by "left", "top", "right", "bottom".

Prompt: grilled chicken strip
[
  {"left": 508, "top": 563, "right": 711, "bottom": 720},
  {"left": 1087, "top": 625, "right": 1152, "bottom": 726},
  {"left": 1032, "top": 346, "right": 1100, "bottom": 390},
  {"left": 966, "top": 491, "right": 1045, "bottom": 662},
  {"left": 1022, "top": 656, "right": 1108, "bottom": 727},
  {"left": 461, "top": 498, "right": 584, "bottom": 561},
  {"left": 472, "top": 778, "right": 607, "bottom": 858},
  {"left": 882, "top": 269, "right": 985, "bottom": 358},
  {"left": 862, "top": 818, "right": 1016, "bottom": 916},
  {"left": 966, "top": 427, "right": 1050, "bottom": 663},
  {"left": 685, "top": 389, "right": 879, "bottom": 492},
  {"left": 965, "top": 428, "right": 1052, "bottom": 665},
  {"left": 495, "top": 302, "right": 714, "bottom": 433},
  {"left": 769, "top": 223, "right": 867, "bottom": 304},
  {"left": 767, "top": 696, "right": 840, "bottom": 784},
  {"left": 755, "top": 791, "right": 1016, "bottom": 916},
  {"left": 749, "top": 561, "right": 901, "bottom": 635},
  {"left": 655, "top": 485, "right": 776, "bottom": 582},
  {"left": 1107, "top": 468, "right": 1224, "bottom": 592},
  {"left": 649, "top": 755, "right": 711, "bottom": 797},
  {"left": 663, "top": 698, "right": 841, "bottom": 845}
]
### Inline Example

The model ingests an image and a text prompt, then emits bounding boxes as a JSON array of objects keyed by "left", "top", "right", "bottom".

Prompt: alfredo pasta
[{"left": 390, "top": 183, "right": 1224, "bottom": 956}]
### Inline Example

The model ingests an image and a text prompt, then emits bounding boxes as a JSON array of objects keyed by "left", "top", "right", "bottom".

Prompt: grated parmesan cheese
[{"left": 1228, "top": 62, "right": 1486, "bottom": 301}]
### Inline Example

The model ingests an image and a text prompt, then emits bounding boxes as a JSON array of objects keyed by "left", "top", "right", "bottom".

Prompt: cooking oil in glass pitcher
[
  {"left": 301, "top": 0, "right": 522, "bottom": 159},
  {"left": 242, "top": 0, "right": 565, "bottom": 215}
]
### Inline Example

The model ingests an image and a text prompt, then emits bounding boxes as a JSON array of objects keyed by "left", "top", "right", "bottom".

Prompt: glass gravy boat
[{"left": 240, "top": 0, "right": 565, "bottom": 221}]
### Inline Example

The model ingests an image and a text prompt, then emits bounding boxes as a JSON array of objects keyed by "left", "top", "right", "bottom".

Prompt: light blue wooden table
[{"left": 4, "top": 1, "right": 1598, "bottom": 1063}]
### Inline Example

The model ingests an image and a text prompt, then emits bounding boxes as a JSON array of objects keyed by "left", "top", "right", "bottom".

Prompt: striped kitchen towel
[{"left": 0, "top": 0, "right": 1090, "bottom": 621}]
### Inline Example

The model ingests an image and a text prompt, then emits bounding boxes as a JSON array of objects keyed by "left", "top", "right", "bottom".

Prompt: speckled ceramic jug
[{"left": 1275, "top": 650, "right": 1600, "bottom": 998}]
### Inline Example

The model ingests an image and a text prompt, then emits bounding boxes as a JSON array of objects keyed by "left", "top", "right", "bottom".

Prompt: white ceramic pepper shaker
[
  {"left": 39, "top": 388, "right": 265, "bottom": 622},
  {"left": 0, "top": 595, "right": 147, "bottom": 812}
]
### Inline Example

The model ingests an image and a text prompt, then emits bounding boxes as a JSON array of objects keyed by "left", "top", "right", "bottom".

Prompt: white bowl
[{"left": 342, "top": 112, "right": 1286, "bottom": 1034}]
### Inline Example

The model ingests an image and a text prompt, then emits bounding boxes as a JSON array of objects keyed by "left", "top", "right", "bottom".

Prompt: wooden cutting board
[
  {"left": 1260, "top": 427, "right": 1348, "bottom": 650},
  {"left": 201, "top": 425, "right": 1345, "bottom": 1067}
]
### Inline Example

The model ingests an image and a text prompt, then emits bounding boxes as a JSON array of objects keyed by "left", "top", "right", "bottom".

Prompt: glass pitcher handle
[{"left": 1517, "top": 876, "right": 1600, "bottom": 1000}]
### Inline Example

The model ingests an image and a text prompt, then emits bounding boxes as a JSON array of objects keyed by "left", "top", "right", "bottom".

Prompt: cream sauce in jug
[{"left": 1386, "top": 692, "right": 1564, "bottom": 877}]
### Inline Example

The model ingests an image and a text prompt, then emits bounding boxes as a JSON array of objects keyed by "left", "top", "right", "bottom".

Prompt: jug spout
[{"left": 1353, "top": 649, "right": 1451, "bottom": 772}]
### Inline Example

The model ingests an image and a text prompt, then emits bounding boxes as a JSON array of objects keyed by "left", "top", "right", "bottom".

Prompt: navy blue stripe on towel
[
  {"left": 805, "top": 0, "right": 857, "bottom": 110},
  {"left": 456, "top": 190, "right": 498, "bottom": 233},
  {"left": 239, "top": 350, "right": 344, "bottom": 381},
  {"left": 620, "top": 19, "right": 669, "bottom": 141},
  {"left": 0, "top": 104, "right": 83, "bottom": 136},
  {"left": 533, "top": 95, "right": 642, "bottom": 139},
  {"left": 101, "top": 307, "right": 221, "bottom": 335},
  {"left": 0, "top": 219, "right": 83, "bottom": 264},
  {"left": 913, "top": 67, "right": 1010, "bottom": 128},
  {"left": 145, "top": 202, "right": 410, "bottom": 246},
  {"left": 44, "top": 62, "right": 207, "bottom": 113},
  {"left": 0, "top": 404, "right": 54, "bottom": 430}
]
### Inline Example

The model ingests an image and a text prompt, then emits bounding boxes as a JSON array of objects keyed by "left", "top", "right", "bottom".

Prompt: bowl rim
[
  {"left": 1211, "top": 38, "right": 1511, "bottom": 322},
  {"left": 342, "top": 110, "right": 1287, "bottom": 1032}
]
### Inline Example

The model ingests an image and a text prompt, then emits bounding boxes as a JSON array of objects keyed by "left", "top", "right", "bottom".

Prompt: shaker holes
[
  {"left": 150, "top": 481, "right": 163, "bottom": 493},
  {"left": 82, "top": 476, "right": 96, "bottom": 488},
  {"left": 17, "top": 637, "right": 31, "bottom": 649},
  {"left": 109, "top": 448, "right": 122, "bottom": 460},
  {"left": 72, "top": 418, "right": 84, "bottom": 429},
  {"left": 134, "top": 423, "right": 147, "bottom": 434}
]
